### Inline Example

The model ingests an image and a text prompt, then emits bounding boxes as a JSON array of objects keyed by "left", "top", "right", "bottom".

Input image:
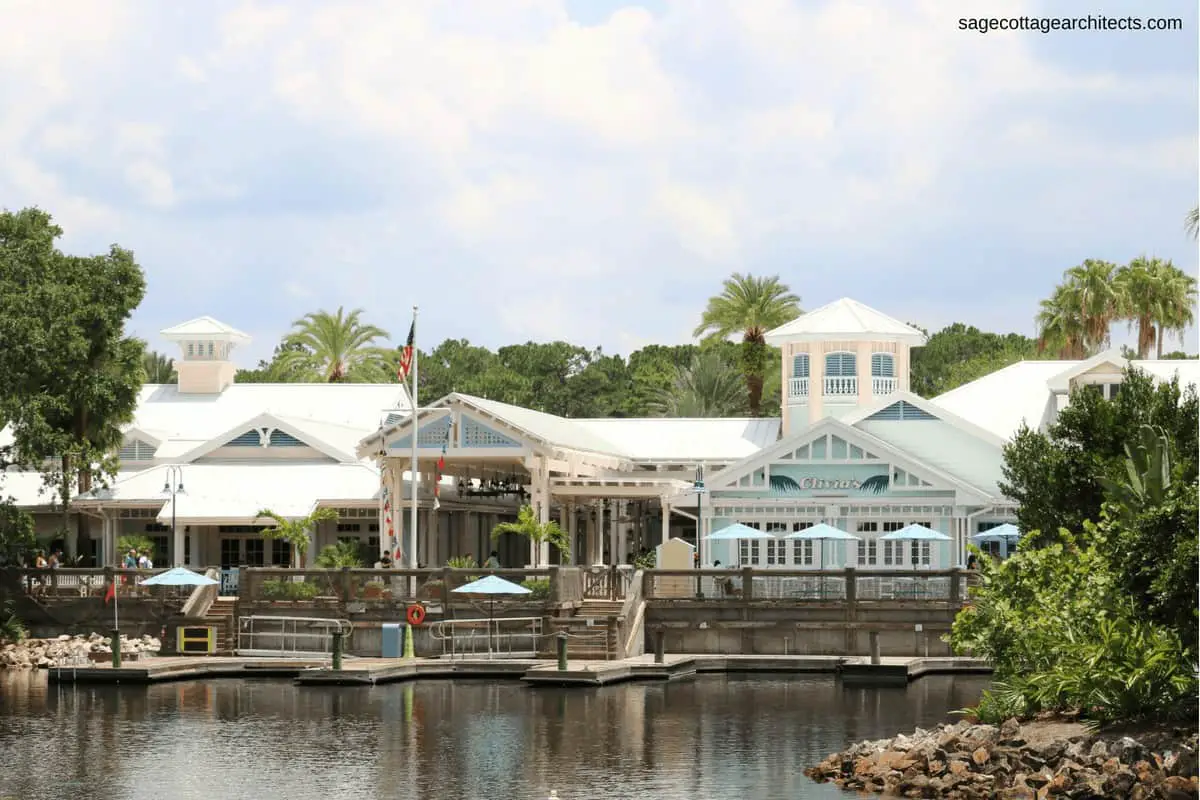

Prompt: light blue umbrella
[
  {"left": 139, "top": 567, "right": 218, "bottom": 586},
  {"left": 705, "top": 523, "right": 775, "bottom": 541},
  {"left": 784, "top": 523, "right": 860, "bottom": 580},
  {"left": 971, "top": 523, "right": 1020, "bottom": 543},
  {"left": 881, "top": 524, "right": 951, "bottom": 570},
  {"left": 880, "top": 524, "right": 952, "bottom": 542},
  {"left": 452, "top": 574, "right": 530, "bottom": 657}
]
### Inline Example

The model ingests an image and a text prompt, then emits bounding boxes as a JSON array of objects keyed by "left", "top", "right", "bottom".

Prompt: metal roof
[{"left": 765, "top": 298, "right": 927, "bottom": 344}]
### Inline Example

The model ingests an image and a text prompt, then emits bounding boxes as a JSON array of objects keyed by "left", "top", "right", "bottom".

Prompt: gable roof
[
  {"left": 765, "top": 298, "right": 927, "bottom": 345},
  {"left": 842, "top": 391, "right": 1007, "bottom": 448},
  {"left": 704, "top": 415, "right": 993, "bottom": 502},
  {"left": 159, "top": 316, "right": 251, "bottom": 342},
  {"left": 174, "top": 412, "right": 358, "bottom": 463},
  {"left": 1045, "top": 348, "right": 1128, "bottom": 392}
]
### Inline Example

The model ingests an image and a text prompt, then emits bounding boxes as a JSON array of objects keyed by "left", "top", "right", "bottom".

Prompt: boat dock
[{"left": 47, "top": 653, "right": 990, "bottom": 687}]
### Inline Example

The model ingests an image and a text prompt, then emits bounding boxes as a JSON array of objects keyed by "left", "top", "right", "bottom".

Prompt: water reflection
[{"left": 0, "top": 671, "right": 986, "bottom": 800}]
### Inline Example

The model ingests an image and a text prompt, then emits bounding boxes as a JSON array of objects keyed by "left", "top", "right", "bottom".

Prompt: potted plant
[{"left": 363, "top": 580, "right": 386, "bottom": 600}]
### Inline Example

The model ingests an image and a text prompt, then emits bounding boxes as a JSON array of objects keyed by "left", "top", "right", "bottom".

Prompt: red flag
[
  {"left": 104, "top": 580, "right": 116, "bottom": 605},
  {"left": 397, "top": 322, "right": 415, "bottom": 382}
]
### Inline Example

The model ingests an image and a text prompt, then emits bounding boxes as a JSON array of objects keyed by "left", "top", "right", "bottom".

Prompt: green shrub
[
  {"left": 260, "top": 579, "right": 321, "bottom": 601},
  {"left": 0, "top": 600, "right": 26, "bottom": 644},
  {"left": 521, "top": 578, "right": 551, "bottom": 601}
]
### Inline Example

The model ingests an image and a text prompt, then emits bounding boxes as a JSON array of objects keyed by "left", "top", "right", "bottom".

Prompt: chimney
[{"left": 159, "top": 316, "right": 251, "bottom": 394}]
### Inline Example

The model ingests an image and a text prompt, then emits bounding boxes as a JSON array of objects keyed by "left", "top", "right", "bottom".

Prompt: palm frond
[
  {"left": 859, "top": 474, "right": 890, "bottom": 495},
  {"left": 769, "top": 474, "right": 802, "bottom": 494}
]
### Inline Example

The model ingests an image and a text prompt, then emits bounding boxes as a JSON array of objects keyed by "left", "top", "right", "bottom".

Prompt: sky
[{"left": 2, "top": 0, "right": 1197, "bottom": 367}]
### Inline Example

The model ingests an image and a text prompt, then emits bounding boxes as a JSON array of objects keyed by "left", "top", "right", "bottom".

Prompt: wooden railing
[
  {"left": 643, "top": 568, "right": 976, "bottom": 604},
  {"left": 7, "top": 567, "right": 199, "bottom": 601},
  {"left": 582, "top": 565, "right": 635, "bottom": 600}
]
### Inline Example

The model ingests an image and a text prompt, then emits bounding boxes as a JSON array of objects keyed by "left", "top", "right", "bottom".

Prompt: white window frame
[{"left": 856, "top": 521, "right": 878, "bottom": 566}]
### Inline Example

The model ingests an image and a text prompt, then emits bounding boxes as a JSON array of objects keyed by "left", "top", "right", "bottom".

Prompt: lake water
[{"left": 0, "top": 671, "right": 987, "bottom": 800}]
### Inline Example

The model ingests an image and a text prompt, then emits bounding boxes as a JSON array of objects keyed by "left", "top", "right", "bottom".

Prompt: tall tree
[
  {"left": 1150, "top": 261, "right": 1198, "bottom": 358},
  {"left": 651, "top": 350, "right": 746, "bottom": 417},
  {"left": 1186, "top": 205, "right": 1199, "bottom": 241},
  {"left": 910, "top": 323, "right": 1040, "bottom": 397},
  {"left": 1035, "top": 283, "right": 1088, "bottom": 358},
  {"left": 274, "top": 307, "right": 393, "bottom": 382},
  {"left": 142, "top": 350, "right": 177, "bottom": 383},
  {"left": 256, "top": 507, "right": 338, "bottom": 568},
  {"left": 999, "top": 368, "right": 1198, "bottom": 545},
  {"left": 1062, "top": 258, "right": 1120, "bottom": 351},
  {"left": 693, "top": 273, "right": 801, "bottom": 415},
  {"left": 0, "top": 208, "right": 146, "bottom": 556},
  {"left": 1114, "top": 258, "right": 1197, "bottom": 359}
]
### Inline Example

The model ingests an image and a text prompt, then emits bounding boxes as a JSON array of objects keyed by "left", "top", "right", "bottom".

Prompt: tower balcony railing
[
  {"left": 823, "top": 376, "right": 858, "bottom": 397},
  {"left": 787, "top": 377, "right": 809, "bottom": 399},
  {"left": 872, "top": 376, "right": 898, "bottom": 395}
]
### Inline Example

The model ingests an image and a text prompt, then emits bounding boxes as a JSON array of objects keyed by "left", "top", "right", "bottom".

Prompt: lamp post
[
  {"left": 161, "top": 466, "right": 186, "bottom": 566},
  {"left": 693, "top": 465, "right": 706, "bottom": 598}
]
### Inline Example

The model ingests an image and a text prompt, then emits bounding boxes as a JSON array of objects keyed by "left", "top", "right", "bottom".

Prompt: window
[
  {"left": 207, "top": 342, "right": 214, "bottom": 357},
  {"left": 148, "top": 536, "right": 169, "bottom": 563},
  {"left": 857, "top": 521, "right": 878, "bottom": 566},
  {"left": 187, "top": 343, "right": 194, "bottom": 357},
  {"left": 739, "top": 540, "right": 761, "bottom": 565},
  {"left": 792, "top": 354, "right": 810, "bottom": 378},
  {"left": 870, "top": 353, "right": 894, "bottom": 377},
  {"left": 244, "top": 539, "right": 265, "bottom": 567},
  {"left": 270, "top": 539, "right": 291, "bottom": 566},
  {"left": 918, "top": 541, "right": 932, "bottom": 566},
  {"left": 825, "top": 352, "right": 856, "bottom": 377},
  {"left": 765, "top": 522, "right": 788, "bottom": 566},
  {"left": 220, "top": 539, "right": 240, "bottom": 569},
  {"left": 791, "top": 540, "right": 814, "bottom": 566},
  {"left": 883, "top": 540, "right": 899, "bottom": 566},
  {"left": 1106, "top": 383, "right": 1121, "bottom": 400},
  {"left": 337, "top": 523, "right": 363, "bottom": 533}
]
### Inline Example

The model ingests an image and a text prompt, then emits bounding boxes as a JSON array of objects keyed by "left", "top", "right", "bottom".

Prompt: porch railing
[
  {"left": 872, "top": 376, "right": 898, "bottom": 395},
  {"left": 787, "top": 377, "right": 810, "bottom": 399},
  {"left": 823, "top": 376, "right": 858, "bottom": 397},
  {"left": 582, "top": 565, "right": 634, "bottom": 600},
  {"left": 643, "top": 568, "right": 976, "bottom": 604}
]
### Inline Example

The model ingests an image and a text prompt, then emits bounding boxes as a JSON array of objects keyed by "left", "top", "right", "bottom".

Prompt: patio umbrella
[
  {"left": 783, "top": 523, "right": 860, "bottom": 569},
  {"left": 451, "top": 575, "right": 531, "bottom": 657},
  {"left": 139, "top": 567, "right": 219, "bottom": 586},
  {"left": 705, "top": 523, "right": 775, "bottom": 567},
  {"left": 881, "top": 524, "right": 951, "bottom": 569},
  {"left": 971, "top": 523, "right": 1020, "bottom": 543}
]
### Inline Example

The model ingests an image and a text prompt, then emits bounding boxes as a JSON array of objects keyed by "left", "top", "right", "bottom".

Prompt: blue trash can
[{"left": 381, "top": 623, "right": 403, "bottom": 658}]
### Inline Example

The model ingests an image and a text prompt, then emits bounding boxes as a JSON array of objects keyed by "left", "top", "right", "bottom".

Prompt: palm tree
[
  {"left": 491, "top": 505, "right": 569, "bottom": 567},
  {"left": 1186, "top": 206, "right": 1198, "bottom": 241},
  {"left": 274, "top": 307, "right": 393, "bottom": 382},
  {"left": 1115, "top": 258, "right": 1163, "bottom": 359},
  {"left": 142, "top": 351, "right": 176, "bottom": 383},
  {"left": 1153, "top": 262, "right": 1198, "bottom": 358},
  {"left": 651, "top": 351, "right": 745, "bottom": 417},
  {"left": 1061, "top": 259, "right": 1120, "bottom": 351},
  {"left": 256, "top": 507, "right": 338, "bottom": 568},
  {"left": 315, "top": 539, "right": 365, "bottom": 568},
  {"left": 1036, "top": 285, "right": 1088, "bottom": 359},
  {"left": 694, "top": 273, "right": 801, "bottom": 415}
]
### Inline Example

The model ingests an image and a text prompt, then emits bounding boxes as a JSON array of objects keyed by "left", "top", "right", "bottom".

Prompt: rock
[
  {"left": 973, "top": 747, "right": 991, "bottom": 766},
  {"left": 1165, "top": 746, "right": 1199, "bottom": 778},
  {"left": 1088, "top": 740, "right": 1108, "bottom": 760},
  {"left": 1000, "top": 718, "right": 1021, "bottom": 738},
  {"left": 1159, "top": 775, "right": 1198, "bottom": 799},
  {"left": 1113, "top": 736, "right": 1148, "bottom": 765}
]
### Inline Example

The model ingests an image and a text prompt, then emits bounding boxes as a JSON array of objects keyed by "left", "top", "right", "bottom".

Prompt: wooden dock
[{"left": 48, "top": 653, "right": 991, "bottom": 687}]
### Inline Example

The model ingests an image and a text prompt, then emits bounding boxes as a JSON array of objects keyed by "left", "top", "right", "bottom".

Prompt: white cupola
[
  {"left": 765, "top": 298, "right": 927, "bottom": 435},
  {"left": 159, "top": 316, "right": 251, "bottom": 394}
]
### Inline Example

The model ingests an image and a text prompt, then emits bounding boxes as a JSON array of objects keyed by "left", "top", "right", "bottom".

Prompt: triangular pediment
[
  {"left": 176, "top": 412, "right": 353, "bottom": 463},
  {"left": 706, "top": 417, "right": 989, "bottom": 501},
  {"left": 379, "top": 397, "right": 534, "bottom": 453}
]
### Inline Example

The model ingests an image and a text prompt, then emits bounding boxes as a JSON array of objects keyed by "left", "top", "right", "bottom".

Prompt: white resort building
[{"left": 2, "top": 300, "right": 1197, "bottom": 589}]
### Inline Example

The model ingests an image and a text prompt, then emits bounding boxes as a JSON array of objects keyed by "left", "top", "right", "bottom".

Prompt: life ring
[{"left": 406, "top": 604, "right": 427, "bottom": 626}]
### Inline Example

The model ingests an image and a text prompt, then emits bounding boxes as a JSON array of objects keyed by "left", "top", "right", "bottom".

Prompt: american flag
[{"left": 397, "top": 321, "right": 415, "bottom": 382}]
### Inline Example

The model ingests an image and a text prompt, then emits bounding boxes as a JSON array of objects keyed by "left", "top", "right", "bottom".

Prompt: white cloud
[{"left": 0, "top": 0, "right": 1193, "bottom": 356}]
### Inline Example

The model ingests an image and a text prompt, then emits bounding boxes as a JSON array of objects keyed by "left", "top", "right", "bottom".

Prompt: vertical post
[
  {"left": 949, "top": 567, "right": 962, "bottom": 608},
  {"left": 409, "top": 306, "right": 420, "bottom": 593},
  {"left": 654, "top": 629, "right": 665, "bottom": 664},
  {"left": 741, "top": 566, "right": 754, "bottom": 601},
  {"left": 868, "top": 630, "right": 880, "bottom": 665},
  {"left": 110, "top": 629, "right": 122, "bottom": 668},
  {"left": 331, "top": 630, "right": 344, "bottom": 671},
  {"left": 556, "top": 631, "right": 568, "bottom": 671}
]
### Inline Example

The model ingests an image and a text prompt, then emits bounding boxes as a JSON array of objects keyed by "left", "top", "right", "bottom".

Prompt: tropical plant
[
  {"left": 650, "top": 350, "right": 746, "bottom": 417},
  {"left": 1114, "top": 258, "right": 1198, "bottom": 359},
  {"left": 1186, "top": 205, "right": 1198, "bottom": 241},
  {"left": 520, "top": 578, "right": 551, "bottom": 601},
  {"left": 1098, "top": 425, "right": 1172, "bottom": 522},
  {"left": 0, "top": 600, "right": 27, "bottom": 643},
  {"left": 491, "top": 504, "right": 570, "bottom": 567},
  {"left": 1035, "top": 284, "right": 1088, "bottom": 358},
  {"left": 142, "top": 350, "right": 177, "bottom": 383},
  {"left": 255, "top": 507, "right": 339, "bottom": 568},
  {"left": 694, "top": 273, "right": 801, "bottom": 415},
  {"left": 445, "top": 555, "right": 477, "bottom": 569},
  {"left": 0, "top": 499, "right": 36, "bottom": 566},
  {"left": 273, "top": 306, "right": 393, "bottom": 382},
  {"left": 315, "top": 540, "right": 364, "bottom": 568},
  {"left": 116, "top": 534, "right": 156, "bottom": 560},
  {"left": 1062, "top": 259, "right": 1120, "bottom": 351},
  {"left": 1148, "top": 261, "right": 1198, "bottom": 358},
  {"left": 260, "top": 579, "right": 321, "bottom": 601}
]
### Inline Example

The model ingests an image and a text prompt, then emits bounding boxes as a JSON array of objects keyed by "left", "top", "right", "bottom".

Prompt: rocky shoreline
[
  {"left": 1, "top": 634, "right": 161, "bottom": 668},
  {"left": 805, "top": 717, "right": 1199, "bottom": 799}
]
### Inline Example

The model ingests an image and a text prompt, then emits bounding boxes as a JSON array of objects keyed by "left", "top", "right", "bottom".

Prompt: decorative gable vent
[
  {"left": 384, "top": 412, "right": 405, "bottom": 426},
  {"left": 268, "top": 429, "right": 305, "bottom": 447},
  {"left": 866, "top": 401, "right": 936, "bottom": 422},
  {"left": 118, "top": 439, "right": 156, "bottom": 461},
  {"left": 227, "top": 429, "right": 265, "bottom": 447}
]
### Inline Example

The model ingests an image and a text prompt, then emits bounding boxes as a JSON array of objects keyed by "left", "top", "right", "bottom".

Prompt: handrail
[
  {"left": 181, "top": 568, "right": 220, "bottom": 618},
  {"left": 617, "top": 569, "right": 645, "bottom": 658}
]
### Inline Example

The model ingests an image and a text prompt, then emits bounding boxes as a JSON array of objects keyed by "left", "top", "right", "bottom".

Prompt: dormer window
[
  {"left": 187, "top": 343, "right": 194, "bottom": 358},
  {"left": 207, "top": 342, "right": 214, "bottom": 358}
]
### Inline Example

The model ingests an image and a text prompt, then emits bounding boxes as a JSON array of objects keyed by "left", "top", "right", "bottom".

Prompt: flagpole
[
  {"left": 378, "top": 418, "right": 387, "bottom": 565},
  {"left": 409, "top": 306, "right": 419, "bottom": 578}
]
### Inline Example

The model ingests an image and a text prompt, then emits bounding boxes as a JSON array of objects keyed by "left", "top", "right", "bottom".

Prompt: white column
[
  {"left": 585, "top": 502, "right": 599, "bottom": 565},
  {"left": 608, "top": 499, "right": 619, "bottom": 566},
  {"left": 566, "top": 502, "right": 578, "bottom": 565},
  {"left": 660, "top": 494, "right": 671, "bottom": 545},
  {"left": 616, "top": 500, "right": 628, "bottom": 566},
  {"left": 536, "top": 461, "right": 551, "bottom": 567}
]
